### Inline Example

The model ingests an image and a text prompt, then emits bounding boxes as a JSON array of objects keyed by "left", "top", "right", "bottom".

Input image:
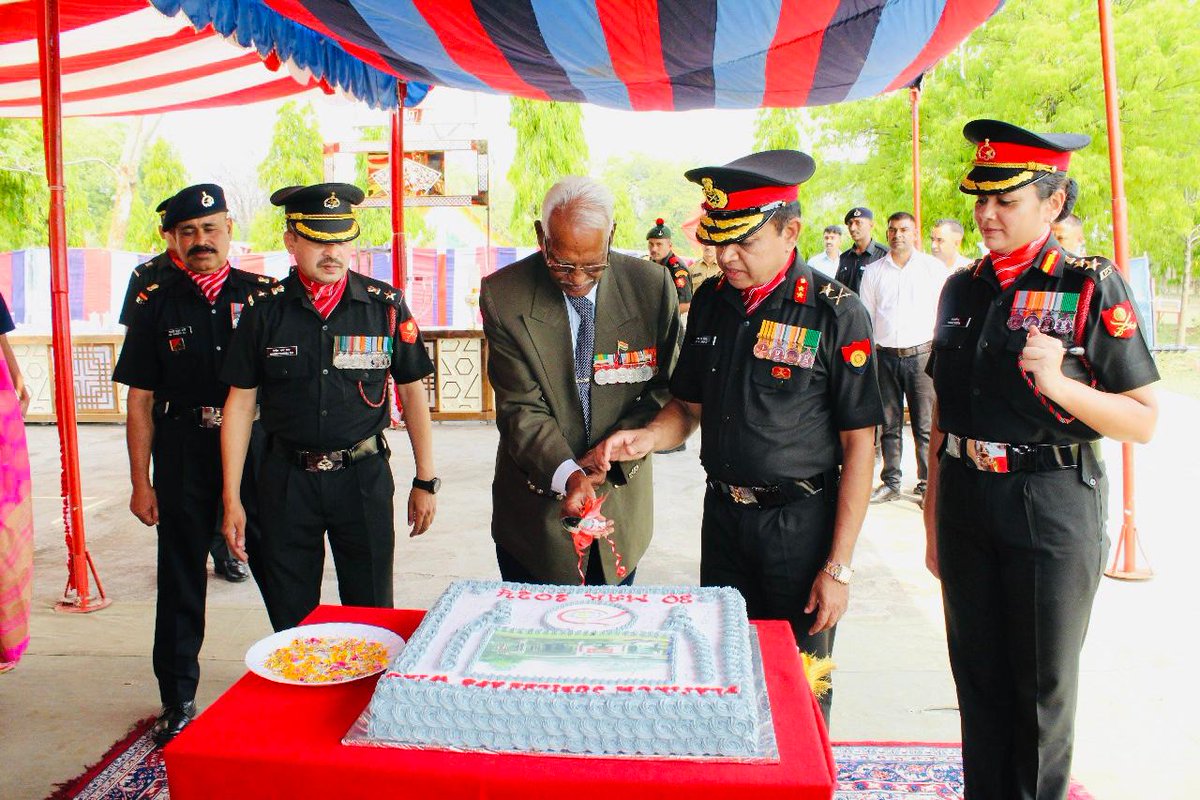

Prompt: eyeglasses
[{"left": 542, "top": 234, "right": 611, "bottom": 278}]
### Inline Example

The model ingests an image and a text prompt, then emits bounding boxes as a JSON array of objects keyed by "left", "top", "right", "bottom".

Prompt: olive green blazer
[{"left": 480, "top": 251, "right": 683, "bottom": 583}]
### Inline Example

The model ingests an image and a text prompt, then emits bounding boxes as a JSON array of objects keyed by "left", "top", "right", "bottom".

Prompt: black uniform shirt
[
  {"left": 656, "top": 253, "right": 694, "bottom": 306},
  {"left": 835, "top": 240, "right": 888, "bottom": 293},
  {"left": 113, "top": 264, "right": 278, "bottom": 406},
  {"left": 928, "top": 237, "right": 1159, "bottom": 445},
  {"left": 670, "top": 254, "right": 884, "bottom": 485},
  {"left": 119, "top": 250, "right": 177, "bottom": 327},
  {"left": 221, "top": 270, "right": 434, "bottom": 451}
]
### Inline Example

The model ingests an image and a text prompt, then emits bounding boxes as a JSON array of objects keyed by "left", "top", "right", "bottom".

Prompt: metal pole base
[
  {"left": 54, "top": 595, "right": 114, "bottom": 613},
  {"left": 1104, "top": 568, "right": 1154, "bottom": 582}
]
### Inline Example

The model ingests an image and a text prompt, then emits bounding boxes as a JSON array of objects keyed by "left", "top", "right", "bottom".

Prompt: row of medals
[
  {"left": 595, "top": 364, "right": 655, "bottom": 384},
  {"left": 753, "top": 339, "right": 816, "bottom": 368},
  {"left": 1007, "top": 310, "right": 1075, "bottom": 335},
  {"left": 332, "top": 352, "right": 393, "bottom": 369}
]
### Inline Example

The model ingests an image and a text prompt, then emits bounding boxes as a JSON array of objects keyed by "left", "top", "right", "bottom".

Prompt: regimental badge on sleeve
[
  {"left": 840, "top": 339, "right": 871, "bottom": 374},
  {"left": 1101, "top": 300, "right": 1138, "bottom": 338},
  {"left": 399, "top": 318, "right": 419, "bottom": 344}
]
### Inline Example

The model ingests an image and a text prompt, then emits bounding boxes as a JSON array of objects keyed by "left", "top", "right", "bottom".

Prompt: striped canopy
[
  {"left": 0, "top": 0, "right": 427, "bottom": 117},
  {"left": 155, "top": 0, "right": 1005, "bottom": 111}
]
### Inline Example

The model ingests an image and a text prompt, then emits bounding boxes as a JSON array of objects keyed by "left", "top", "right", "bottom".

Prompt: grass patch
[{"left": 1154, "top": 351, "right": 1200, "bottom": 400}]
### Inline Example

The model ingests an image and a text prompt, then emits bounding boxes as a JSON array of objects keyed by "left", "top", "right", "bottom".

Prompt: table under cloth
[{"left": 164, "top": 604, "right": 836, "bottom": 799}]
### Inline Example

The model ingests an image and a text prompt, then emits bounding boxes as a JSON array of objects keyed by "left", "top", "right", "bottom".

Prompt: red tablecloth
[{"left": 165, "top": 605, "right": 836, "bottom": 800}]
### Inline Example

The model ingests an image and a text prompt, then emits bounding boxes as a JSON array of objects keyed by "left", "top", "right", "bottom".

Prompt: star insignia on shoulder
[{"left": 384, "top": 291, "right": 396, "bottom": 301}]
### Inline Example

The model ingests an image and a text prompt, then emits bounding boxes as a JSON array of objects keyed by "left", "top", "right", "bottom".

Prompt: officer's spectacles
[{"left": 542, "top": 234, "right": 612, "bottom": 277}]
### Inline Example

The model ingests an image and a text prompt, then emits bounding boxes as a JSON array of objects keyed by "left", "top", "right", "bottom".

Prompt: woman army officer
[{"left": 923, "top": 119, "right": 1159, "bottom": 799}]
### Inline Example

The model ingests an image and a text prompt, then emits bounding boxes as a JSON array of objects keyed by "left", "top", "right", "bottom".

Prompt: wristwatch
[
  {"left": 822, "top": 561, "right": 854, "bottom": 585},
  {"left": 412, "top": 477, "right": 441, "bottom": 494}
]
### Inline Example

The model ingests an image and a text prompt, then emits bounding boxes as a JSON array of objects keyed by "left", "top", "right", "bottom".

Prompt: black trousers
[
  {"left": 877, "top": 349, "right": 934, "bottom": 489},
  {"left": 495, "top": 541, "right": 637, "bottom": 587},
  {"left": 256, "top": 446, "right": 396, "bottom": 631},
  {"left": 700, "top": 486, "right": 837, "bottom": 723},
  {"left": 150, "top": 419, "right": 264, "bottom": 706},
  {"left": 937, "top": 454, "right": 1108, "bottom": 800}
]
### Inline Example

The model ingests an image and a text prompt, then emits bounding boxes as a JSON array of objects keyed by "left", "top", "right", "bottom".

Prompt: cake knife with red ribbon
[{"left": 560, "top": 494, "right": 626, "bottom": 585}]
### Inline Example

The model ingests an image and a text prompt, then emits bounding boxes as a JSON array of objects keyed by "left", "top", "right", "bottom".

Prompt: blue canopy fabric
[{"left": 154, "top": 0, "right": 1004, "bottom": 110}]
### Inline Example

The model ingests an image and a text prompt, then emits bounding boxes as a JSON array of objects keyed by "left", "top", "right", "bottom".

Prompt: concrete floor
[{"left": 2, "top": 395, "right": 1199, "bottom": 799}]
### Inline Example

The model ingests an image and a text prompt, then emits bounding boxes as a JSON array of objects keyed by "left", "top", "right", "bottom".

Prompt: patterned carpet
[{"left": 48, "top": 724, "right": 1096, "bottom": 800}]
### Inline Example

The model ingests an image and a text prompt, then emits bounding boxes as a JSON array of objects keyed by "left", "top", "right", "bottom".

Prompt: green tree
[
  {"left": 125, "top": 138, "right": 189, "bottom": 254},
  {"left": 507, "top": 98, "right": 588, "bottom": 243},
  {"left": 753, "top": 108, "right": 801, "bottom": 151},
  {"left": 806, "top": 0, "right": 1200, "bottom": 276},
  {"left": 250, "top": 101, "right": 324, "bottom": 251},
  {"left": 0, "top": 119, "right": 47, "bottom": 249},
  {"left": 599, "top": 154, "right": 698, "bottom": 251}
]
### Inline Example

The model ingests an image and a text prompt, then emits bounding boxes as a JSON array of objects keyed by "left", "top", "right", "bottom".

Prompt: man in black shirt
[
  {"left": 835, "top": 206, "right": 888, "bottom": 293},
  {"left": 646, "top": 218, "right": 692, "bottom": 314},
  {"left": 583, "top": 152, "right": 883, "bottom": 721},
  {"left": 220, "top": 183, "right": 437, "bottom": 632},
  {"left": 113, "top": 184, "right": 278, "bottom": 744}
]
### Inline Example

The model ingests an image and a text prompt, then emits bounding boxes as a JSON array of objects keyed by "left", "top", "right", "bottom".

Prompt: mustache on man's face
[
  {"left": 318, "top": 258, "right": 345, "bottom": 269},
  {"left": 187, "top": 245, "right": 217, "bottom": 257}
]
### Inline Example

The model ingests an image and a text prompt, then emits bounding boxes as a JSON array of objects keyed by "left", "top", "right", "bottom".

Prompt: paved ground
[{"left": 3, "top": 393, "right": 1199, "bottom": 799}]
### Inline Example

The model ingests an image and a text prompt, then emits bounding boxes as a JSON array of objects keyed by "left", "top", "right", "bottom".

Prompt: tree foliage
[
  {"left": 125, "top": 138, "right": 189, "bottom": 254},
  {"left": 599, "top": 154, "right": 699, "bottom": 251},
  {"left": 753, "top": 108, "right": 802, "bottom": 151},
  {"left": 249, "top": 101, "right": 324, "bottom": 251},
  {"left": 804, "top": 0, "right": 1200, "bottom": 275},
  {"left": 507, "top": 98, "right": 588, "bottom": 243}
]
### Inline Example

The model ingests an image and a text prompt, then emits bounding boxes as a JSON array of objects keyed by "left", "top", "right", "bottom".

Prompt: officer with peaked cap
[
  {"left": 923, "top": 120, "right": 1159, "bottom": 799},
  {"left": 646, "top": 217, "right": 692, "bottom": 314},
  {"left": 113, "top": 183, "right": 278, "bottom": 744},
  {"left": 582, "top": 151, "right": 884, "bottom": 722},
  {"left": 220, "top": 183, "right": 438, "bottom": 631}
]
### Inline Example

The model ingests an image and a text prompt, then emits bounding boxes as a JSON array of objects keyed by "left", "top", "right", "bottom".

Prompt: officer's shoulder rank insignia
[
  {"left": 840, "top": 339, "right": 871, "bottom": 374},
  {"left": 399, "top": 318, "right": 419, "bottom": 344},
  {"left": 792, "top": 277, "right": 808, "bottom": 304},
  {"left": 257, "top": 275, "right": 274, "bottom": 284},
  {"left": 1101, "top": 300, "right": 1138, "bottom": 338},
  {"left": 367, "top": 285, "right": 381, "bottom": 295},
  {"left": 135, "top": 283, "right": 161, "bottom": 305},
  {"left": 270, "top": 285, "right": 285, "bottom": 296},
  {"left": 817, "top": 280, "right": 851, "bottom": 313}
]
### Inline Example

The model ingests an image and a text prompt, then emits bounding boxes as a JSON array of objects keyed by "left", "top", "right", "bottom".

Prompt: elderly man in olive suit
[{"left": 480, "top": 176, "right": 682, "bottom": 585}]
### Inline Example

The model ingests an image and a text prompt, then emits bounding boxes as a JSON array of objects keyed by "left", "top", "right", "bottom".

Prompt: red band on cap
[
  {"left": 975, "top": 140, "right": 1071, "bottom": 170},
  {"left": 706, "top": 184, "right": 798, "bottom": 212}
]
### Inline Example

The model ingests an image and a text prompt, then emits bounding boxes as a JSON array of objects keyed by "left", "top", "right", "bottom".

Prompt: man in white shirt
[
  {"left": 807, "top": 225, "right": 843, "bottom": 278},
  {"left": 929, "top": 218, "right": 974, "bottom": 271},
  {"left": 859, "top": 212, "right": 949, "bottom": 505}
]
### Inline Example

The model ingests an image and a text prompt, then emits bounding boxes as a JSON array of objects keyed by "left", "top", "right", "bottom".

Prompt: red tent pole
[
  {"left": 36, "top": 0, "right": 108, "bottom": 612},
  {"left": 1096, "top": 0, "right": 1149, "bottom": 581},
  {"left": 910, "top": 86, "right": 922, "bottom": 237},
  {"left": 390, "top": 80, "right": 407, "bottom": 290}
]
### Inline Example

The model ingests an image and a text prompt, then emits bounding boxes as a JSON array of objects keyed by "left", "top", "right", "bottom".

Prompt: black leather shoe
[
  {"left": 152, "top": 700, "right": 197, "bottom": 745},
  {"left": 217, "top": 559, "right": 249, "bottom": 582},
  {"left": 869, "top": 484, "right": 901, "bottom": 504}
]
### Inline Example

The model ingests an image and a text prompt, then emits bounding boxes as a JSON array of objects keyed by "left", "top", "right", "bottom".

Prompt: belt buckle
[
  {"left": 966, "top": 439, "right": 1009, "bottom": 473},
  {"left": 315, "top": 455, "right": 335, "bottom": 472},
  {"left": 729, "top": 485, "right": 757, "bottom": 505},
  {"left": 199, "top": 407, "right": 223, "bottom": 428}
]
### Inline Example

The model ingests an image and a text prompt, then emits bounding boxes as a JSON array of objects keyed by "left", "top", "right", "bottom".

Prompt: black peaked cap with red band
[
  {"left": 960, "top": 119, "right": 1090, "bottom": 195},
  {"left": 271, "top": 182, "right": 365, "bottom": 243},
  {"left": 684, "top": 150, "right": 815, "bottom": 245},
  {"left": 162, "top": 184, "right": 226, "bottom": 230}
]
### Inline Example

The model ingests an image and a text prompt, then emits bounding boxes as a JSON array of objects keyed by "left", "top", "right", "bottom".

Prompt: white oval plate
[{"left": 245, "top": 622, "right": 405, "bottom": 686}]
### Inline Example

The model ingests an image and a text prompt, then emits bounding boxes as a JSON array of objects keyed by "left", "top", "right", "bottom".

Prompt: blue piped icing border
[{"left": 663, "top": 605, "right": 715, "bottom": 683}]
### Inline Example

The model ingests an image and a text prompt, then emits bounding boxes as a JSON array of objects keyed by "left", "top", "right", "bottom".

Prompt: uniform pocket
[{"left": 263, "top": 356, "right": 310, "bottom": 381}]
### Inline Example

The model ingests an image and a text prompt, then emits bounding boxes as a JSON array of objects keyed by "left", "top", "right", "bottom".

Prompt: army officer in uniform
[
  {"left": 113, "top": 184, "right": 278, "bottom": 744},
  {"left": 584, "top": 151, "right": 883, "bottom": 721},
  {"left": 220, "top": 183, "right": 438, "bottom": 631},
  {"left": 924, "top": 120, "right": 1159, "bottom": 799}
]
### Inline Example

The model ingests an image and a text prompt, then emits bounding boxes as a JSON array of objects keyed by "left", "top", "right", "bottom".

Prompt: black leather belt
[
  {"left": 153, "top": 402, "right": 225, "bottom": 429},
  {"left": 877, "top": 342, "right": 932, "bottom": 358},
  {"left": 708, "top": 473, "right": 826, "bottom": 507},
  {"left": 944, "top": 433, "right": 1079, "bottom": 474},
  {"left": 271, "top": 434, "right": 388, "bottom": 472}
]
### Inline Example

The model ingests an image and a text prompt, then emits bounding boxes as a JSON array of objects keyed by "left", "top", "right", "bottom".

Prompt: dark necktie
[{"left": 566, "top": 294, "right": 595, "bottom": 441}]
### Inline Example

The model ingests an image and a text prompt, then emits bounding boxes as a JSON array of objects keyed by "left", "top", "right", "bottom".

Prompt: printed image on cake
[{"left": 357, "top": 579, "right": 772, "bottom": 759}]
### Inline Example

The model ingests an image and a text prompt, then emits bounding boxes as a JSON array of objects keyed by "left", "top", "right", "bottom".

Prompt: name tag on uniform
[
  {"left": 266, "top": 346, "right": 298, "bottom": 358},
  {"left": 943, "top": 316, "right": 972, "bottom": 328},
  {"left": 691, "top": 335, "right": 717, "bottom": 346},
  {"left": 332, "top": 336, "right": 392, "bottom": 370},
  {"left": 166, "top": 326, "right": 193, "bottom": 337}
]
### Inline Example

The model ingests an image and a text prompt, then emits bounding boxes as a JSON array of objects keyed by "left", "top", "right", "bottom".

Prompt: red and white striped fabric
[{"left": 0, "top": 0, "right": 334, "bottom": 118}]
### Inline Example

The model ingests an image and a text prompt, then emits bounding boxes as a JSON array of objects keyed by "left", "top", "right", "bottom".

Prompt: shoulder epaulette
[
  {"left": 365, "top": 281, "right": 402, "bottom": 306},
  {"left": 134, "top": 282, "right": 161, "bottom": 305},
  {"left": 1064, "top": 253, "right": 1115, "bottom": 281},
  {"left": 812, "top": 274, "right": 853, "bottom": 315}
]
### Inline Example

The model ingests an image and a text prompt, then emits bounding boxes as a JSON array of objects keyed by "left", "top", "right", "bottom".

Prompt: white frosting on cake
[{"left": 365, "top": 580, "right": 763, "bottom": 758}]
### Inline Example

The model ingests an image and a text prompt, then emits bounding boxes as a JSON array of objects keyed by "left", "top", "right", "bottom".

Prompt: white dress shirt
[
  {"left": 859, "top": 250, "right": 949, "bottom": 349},
  {"left": 808, "top": 251, "right": 839, "bottom": 278}
]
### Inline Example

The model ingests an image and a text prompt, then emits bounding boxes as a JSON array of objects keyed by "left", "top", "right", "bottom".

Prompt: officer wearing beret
[
  {"left": 924, "top": 120, "right": 1159, "bottom": 799},
  {"left": 646, "top": 218, "right": 693, "bottom": 314},
  {"left": 220, "top": 183, "right": 437, "bottom": 632},
  {"left": 113, "top": 183, "right": 279, "bottom": 744},
  {"left": 586, "top": 151, "right": 884, "bottom": 721},
  {"left": 835, "top": 207, "right": 888, "bottom": 293},
  {"left": 119, "top": 195, "right": 251, "bottom": 584}
]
